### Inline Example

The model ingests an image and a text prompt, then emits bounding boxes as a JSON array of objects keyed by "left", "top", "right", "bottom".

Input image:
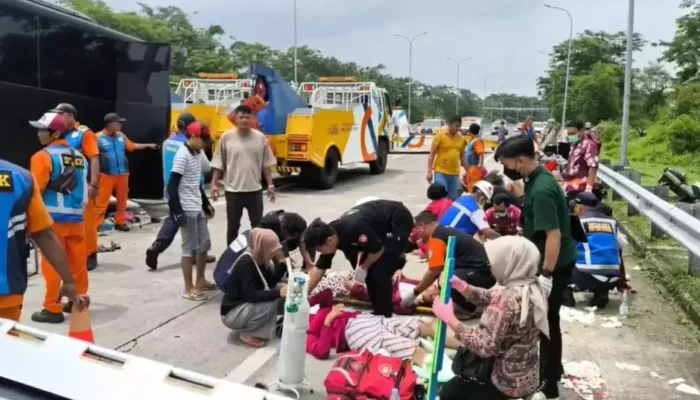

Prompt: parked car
[
  {"left": 533, "top": 121, "right": 546, "bottom": 134},
  {"left": 418, "top": 119, "right": 445, "bottom": 134},
  {"left": 491, "top": 119, "right": 509, "bottom": 135}
]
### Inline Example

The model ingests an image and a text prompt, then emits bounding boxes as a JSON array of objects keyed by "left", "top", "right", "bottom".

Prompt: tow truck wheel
[
  {"left": 369, "top": 140, "right": 388, "bottom": 175},
  {"left": 300, "top": 148, "right": 339, "bottom": 190}
]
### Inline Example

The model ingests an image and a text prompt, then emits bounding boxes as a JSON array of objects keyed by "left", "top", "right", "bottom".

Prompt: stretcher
[{"left": 333, "top": 298, "right": 434, "bottom": 315}]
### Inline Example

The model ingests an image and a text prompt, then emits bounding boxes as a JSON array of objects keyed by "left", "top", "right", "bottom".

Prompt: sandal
[
  {"left": 195, "top": 281, "right": 217, "bottom": 291},
  {"left": 181, "top": 292, "right": 208, "bottom": 301}
]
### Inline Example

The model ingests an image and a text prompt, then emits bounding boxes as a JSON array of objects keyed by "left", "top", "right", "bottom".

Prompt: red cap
[
  {"left": 29, "top": 112, "right": 66, "bottom": 132},
  {"left": 186, "top": 121, "right": 210, "bottom": 137}
]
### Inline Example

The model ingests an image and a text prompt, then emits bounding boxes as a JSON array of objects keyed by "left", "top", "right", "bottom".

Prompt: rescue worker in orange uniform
[
  {"left": 28, "top": 111, "right": 91, "bottom": 323},
  {"left": 0, "top": 156, "right": 88, "bottom": 323},
  {"left": 94, "top": 113, "right": 158, "bottom": 231},
  {"left": 49, "top": 103, "right": 101, "bottom": 271},
  {"left": 463, "top": 123, "right": 486, "bottom": 193}
]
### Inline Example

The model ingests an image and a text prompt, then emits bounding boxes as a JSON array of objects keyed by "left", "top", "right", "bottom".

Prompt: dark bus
[{"left": 0, "top": 0, "right": 171, "bottom": 199}]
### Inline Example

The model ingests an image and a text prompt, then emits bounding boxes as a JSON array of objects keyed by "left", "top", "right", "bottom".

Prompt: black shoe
[
  {"left": 115, "top": 224, "right": 130, "bottom": 232},
  {"left": 589, "top": 291, "right": 610, "bottom": 309},
  {"left": 562, "top": 287, "right": 576, "bottom": 308},
  {"left": 63, "top": 302, "right": 73, "bottom": 314},
  {"left": 206, "top": 254, "right": 216, "bottom": 264},
  {"left": 87, "top": 253, "right": 97, "bottom": 271},
  {"left": 146, "top": 247, "right": 158, "bottom": 271},
  {"left": 31, "top": 309, "right": 65, "bottom": 324}
]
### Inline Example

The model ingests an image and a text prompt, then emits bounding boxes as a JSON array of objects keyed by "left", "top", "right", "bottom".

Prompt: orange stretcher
[{"left": 333, "top": 298, "right": 435, "bottom": 315}]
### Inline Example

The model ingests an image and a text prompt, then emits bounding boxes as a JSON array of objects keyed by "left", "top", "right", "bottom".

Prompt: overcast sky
[{"left": 106, "top": 0, "right": 684, "bottom": 96}]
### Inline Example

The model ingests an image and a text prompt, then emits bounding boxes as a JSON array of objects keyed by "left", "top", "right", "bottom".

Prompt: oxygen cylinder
[{"left": 277, "top": 271, "right": 310, "bottom": 385}]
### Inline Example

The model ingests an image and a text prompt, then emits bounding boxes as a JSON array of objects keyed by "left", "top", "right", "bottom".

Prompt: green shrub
[
  {"left": 667, "top": 114, "right": 700, "bottom": 155},
  {"left": 597, "top": 121, "right": 621, "bottom": 143}
]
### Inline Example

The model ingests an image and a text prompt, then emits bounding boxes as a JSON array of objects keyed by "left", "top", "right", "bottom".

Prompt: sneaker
[
  {"left": 206, "top": 254, "right": 216, "bottom": 263},
  {"left": 87, "top": 253, "right": 98, "bottom": 271},
  {"left": 31, "top": 309, "right": 65, "bottom": 324},
  {"left": 562, "top": 287, "right": 576, "bottom": 308},
  {"left": 145, "top": 247, "right": 158, "bottom": 271},
  {"left": 115, "top": 224, "right": 130, "bottom": 232},
  {"left": 63, "top": 302, "right": 73, "bottom": 314}
]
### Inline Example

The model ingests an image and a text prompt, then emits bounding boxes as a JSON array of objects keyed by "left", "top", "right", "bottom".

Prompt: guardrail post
[
  {"left": 627, "top": 170, "right": 642, "bottom": 216},
  {"left": 613, "top": 169, "right": 631, "bottom": 201},
  {"left": 643, "top": 185, "right": 670, "bottom": 238},
  {"left": 687, "top": 203, "right": 700, "bottom": 276}
]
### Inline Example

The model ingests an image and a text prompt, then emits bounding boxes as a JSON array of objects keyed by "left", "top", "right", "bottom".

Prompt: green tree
[
  {"left": 661, "top": 1, "right": 700, "bottom": 83},
  {"left": 569, "top": 63, "right": 623, "bottom": 123}
]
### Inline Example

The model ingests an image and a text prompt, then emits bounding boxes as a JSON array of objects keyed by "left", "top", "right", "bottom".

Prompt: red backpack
[{"left": 324, "top": 350, "right": 417, "bottom": 400}]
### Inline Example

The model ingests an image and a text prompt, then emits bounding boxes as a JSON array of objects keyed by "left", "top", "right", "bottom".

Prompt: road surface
[{"left": 17, "top": 153, "right": 700, "bottom": 399}]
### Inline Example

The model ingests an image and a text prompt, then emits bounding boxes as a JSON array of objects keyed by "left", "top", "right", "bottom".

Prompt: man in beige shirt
[{"left": 211, "top": 105, "right": 277, "bottom": 245}]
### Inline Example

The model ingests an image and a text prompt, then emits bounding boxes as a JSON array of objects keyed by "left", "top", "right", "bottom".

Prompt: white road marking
[{"left": 224, "top": 346, "right": 278, "bottom": 383}]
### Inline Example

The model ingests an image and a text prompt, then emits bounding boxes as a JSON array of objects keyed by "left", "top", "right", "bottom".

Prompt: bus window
[
  {"left": 0, "top": 3, "right": 39, "bottom": 87},
  {"left": 383, "top": 92, "right": 393, "bottom": 116},
  {"left": 372, "top": 89, "right": 383, "bottom": 113}
]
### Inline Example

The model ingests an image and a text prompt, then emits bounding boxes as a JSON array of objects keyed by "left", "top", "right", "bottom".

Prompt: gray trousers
[{"left": 221, "top": 297, "right": 284, "bottom": 339}]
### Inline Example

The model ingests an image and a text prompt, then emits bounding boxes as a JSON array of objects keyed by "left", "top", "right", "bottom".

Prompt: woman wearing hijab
[
  {"left": 433, "top": 236, "right": 552, "bottom": 400},
  {"left": 220, "top": 228, "right": 288, "bottom": 348}
]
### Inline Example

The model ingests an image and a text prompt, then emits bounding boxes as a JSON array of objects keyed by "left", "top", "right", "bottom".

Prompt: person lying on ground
[
  {"left": 306, "top": 288, "right": 462, "bottom": 363},
  {"left": 409, "top": 183, "right": 454, "bottom": 257},
  {"left": 220, "top": 228, "right": 288, "bottom": 348},
  {"left": 402, "top": 211, "right": 496, "bottom": 319},
  {"left": 439, "top": 180, "right": 500, "bottom": 240},
  {"left": 568, "top": 193, "right": 628, "bottom": 308},
  {"left": 433, "top": 236, "right": 551, "bottom": 400},
  {"left": 485, "top": 193, "right": 522, "bottom": 236}
]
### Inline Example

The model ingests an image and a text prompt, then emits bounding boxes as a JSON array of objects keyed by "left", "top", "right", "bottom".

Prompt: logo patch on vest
[
  {"left": 0, "top": 172, "right": 14, "bottom": 192},
  {"left": 584, "top": 221, "right": 614, "bottom": 233},
  {"left": 61, "top": 155, "right": 85, "bottom": 169}
]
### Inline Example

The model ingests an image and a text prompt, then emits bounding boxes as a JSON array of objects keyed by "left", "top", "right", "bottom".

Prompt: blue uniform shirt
[
  {"left": 42, "top": 145, "right": 88, "bottom": 223},
  {"left": 439, "top": 194, "right": 488, "bottom": 235},
  {"left": 575, "top": 210, "right": 625, "bottom": 277},
  {"left": 97, "top": 132, "right": 130, "bottom": 175},
  {"left": 0, "top": 160, "right": 36, "bottom": 297}
]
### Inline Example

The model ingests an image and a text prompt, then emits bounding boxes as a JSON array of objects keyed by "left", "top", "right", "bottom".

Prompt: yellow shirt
[{"left": 432, "top": 130, "right": 466, "bottom": 176}]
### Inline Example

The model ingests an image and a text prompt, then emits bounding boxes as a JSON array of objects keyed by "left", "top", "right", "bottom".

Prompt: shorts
[{"left": 180, "top": 210, "right": 211, "bottom": 257}]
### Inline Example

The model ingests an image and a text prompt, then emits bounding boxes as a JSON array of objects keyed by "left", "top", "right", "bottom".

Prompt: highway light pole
[
  {"left": 447, "top": 57, "right": 472, "bottom": 115},
  {"left": 545, "top": 4, "right": 573, "bottom": 130},
  {"left": 293, "top": 0, "right": 298, "bottom": 84},
  {"left": 395, "top": 31, "right": 428, "bottom": 123},
  {"left": 481, "top": 74, "right": 496, "bottom": 120},
  {"left": 619, "top": 0, "right": 635, "bottom": 167}
]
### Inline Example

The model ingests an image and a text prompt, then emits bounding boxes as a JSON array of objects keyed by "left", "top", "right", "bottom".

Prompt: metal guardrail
[{"left": 598, "top": 164, "right": 700, "bottom": 259}]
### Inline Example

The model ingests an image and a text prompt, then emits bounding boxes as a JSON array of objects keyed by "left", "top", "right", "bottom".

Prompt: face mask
[
  {"left": 503, "top": 167, "right": 522, "bottom": 181},
  {"left": 495, "top": 212, "right": 508, "bottom": 218},
  {"left": 568, "top": 135, "right": 580, "bottom": 144}
]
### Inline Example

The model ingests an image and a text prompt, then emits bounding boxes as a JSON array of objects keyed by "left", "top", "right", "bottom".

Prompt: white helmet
[
  {"left": 584, "top": 122, "right": 593, "bottom": 129},
  {"left": 355, "top": 196, "right": 379, "bottom": 206},
  {"left": 472, "top": 181, "right": 494, "bottom": 200}
]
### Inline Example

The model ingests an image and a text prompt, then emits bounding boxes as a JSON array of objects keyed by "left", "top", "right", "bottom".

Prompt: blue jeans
[{"left": 433, "top": 173, "right": 460, "bottom": 199}]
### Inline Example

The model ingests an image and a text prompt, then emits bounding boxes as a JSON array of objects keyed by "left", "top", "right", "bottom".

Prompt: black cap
[
  {"left": 50, "top": 103, "right": 78, "bottom": 117},
  {"left": 575, "top": 192, "right": 598, "bottom": 208},
  {"left": 177, "top": 113, "right": 196, "bottom": 129},
  {"left": 104, "top": 113, "right": 126, "bottom": 124}
]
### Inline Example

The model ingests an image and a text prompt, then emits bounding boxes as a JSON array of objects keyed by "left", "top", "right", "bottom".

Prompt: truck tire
[
  {"left": 300, "top": 148, "right": 339, "bottom": 190},
  {"left": 369, "top": 140, "right": 388, "bottom": 175}
]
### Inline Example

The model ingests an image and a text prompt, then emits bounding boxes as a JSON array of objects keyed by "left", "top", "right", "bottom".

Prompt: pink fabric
[
  {"left": 307, "top": 289, "right": 359, "bottom": 360},
  {"left": 562, "top": 131, "right": 601, "bottom": 194}
]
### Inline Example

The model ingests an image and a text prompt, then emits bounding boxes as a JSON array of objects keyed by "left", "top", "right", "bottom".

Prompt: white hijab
[{"left": 484, "top": 236, "right": 550, "bottom": 338}]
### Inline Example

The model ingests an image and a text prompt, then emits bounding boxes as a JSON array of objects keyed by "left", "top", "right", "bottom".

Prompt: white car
[
  {"left": 418, "top": 119, "right": 445, "bottom": 134},
  {"left": 491, "top": 120, "right": 509, "bottom": 135},
  {"left": 533, "top": 121, "right": 546, "bottom": 134}
]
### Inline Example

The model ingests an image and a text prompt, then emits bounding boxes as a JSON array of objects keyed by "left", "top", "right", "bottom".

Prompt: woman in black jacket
[{"left": 220, "top": 228, "right": 288, "bottom": 348}]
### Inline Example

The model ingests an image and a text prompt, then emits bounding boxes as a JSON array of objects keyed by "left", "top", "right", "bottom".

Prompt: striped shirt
[
  {"left": 345, "top": 314, "right": 420, "bottom": 359},
  {"left": 171, "top": 145, "right": 203, "bottom": 212}
]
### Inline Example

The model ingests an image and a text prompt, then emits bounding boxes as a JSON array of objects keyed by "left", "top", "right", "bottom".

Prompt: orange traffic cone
[{"left": 69, "top": 303, "right": 94, "bottom": 344}]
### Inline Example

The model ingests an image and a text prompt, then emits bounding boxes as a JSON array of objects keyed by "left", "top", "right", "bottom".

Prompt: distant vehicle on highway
[
  {"left": 491, "top": 119, "right": 509, "bottom": 135},
  {"left": 418, "top": 118, "right": 445, "bottom": 134},
  {"left": 533, "top": 121, "right": 546, "bottom": 134}
]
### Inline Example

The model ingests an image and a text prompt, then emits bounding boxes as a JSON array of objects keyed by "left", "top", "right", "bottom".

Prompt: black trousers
[
  {"left": 365, "top": 251, "right": 402, "bottom": 318},
  {"left": 225, "top": 190, "right": 264, "bottom": 246},
  {"left": 149, "top": 214, "right": 180, "bottom": 253},
  {"left": 440, "top": 376, "right": 510, "bottom": 400},
  {"left": 540, "top": 262, "right": 574, "bottom": 397}
]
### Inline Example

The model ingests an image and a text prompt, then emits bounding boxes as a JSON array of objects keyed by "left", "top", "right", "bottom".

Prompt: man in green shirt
[{"left": 495, "top": 134, "right": 578, "bottom": 400}]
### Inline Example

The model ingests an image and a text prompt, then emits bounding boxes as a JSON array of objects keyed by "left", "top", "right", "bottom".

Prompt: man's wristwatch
[
  {"left": 541, "top": 269, "right": 553, "bottom": 278},
  {"left": 413, "top": 288, "right": 420, "bottom": 297}
]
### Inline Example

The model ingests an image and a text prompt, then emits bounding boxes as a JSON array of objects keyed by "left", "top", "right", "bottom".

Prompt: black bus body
[{"left": 0, "top": 0, "right": 171, "bottom": 199}]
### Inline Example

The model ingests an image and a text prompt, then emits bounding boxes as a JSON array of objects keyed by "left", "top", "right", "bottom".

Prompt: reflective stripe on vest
[
  {"left": 42, "top": 145, "right": 88, "bottom": 223},
  {"left": 97, "top": 131, "right": 129, "bottom": 175},
  {"left": 575, "top": 215, "right": 621, "bottom": 276},
  {"left": 0, "top": 160, "right": 34, "bottom": 296}
]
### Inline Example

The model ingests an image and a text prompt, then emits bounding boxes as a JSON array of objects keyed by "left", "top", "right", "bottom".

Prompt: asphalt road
[{"left": 17, "top": 152, "right": 700, "bottom": 399}]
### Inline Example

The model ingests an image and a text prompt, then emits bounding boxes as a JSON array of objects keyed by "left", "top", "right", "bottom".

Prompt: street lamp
[
  {"left": 619, "top": 0, "right": 635, "bottom": 166},
  {"left": 480, "top": 74, "right": 496, "bottom": 120},
  {"left": 395, "top": 31, "right": 428, "bottom": 123},
  {"left": 293, "top": 0, "right": 298, "bottom": 84},
  {"left": 447, "top": 57, "right": 472, "bottom": 114},
  {"left": 545, "top": 4, "right": 573, "bottom": 130}
]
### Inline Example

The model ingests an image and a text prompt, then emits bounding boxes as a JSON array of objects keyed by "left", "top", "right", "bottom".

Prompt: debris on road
[
  {"left": 615, "top": 362, "right": 642, "bottom": 372},
  {"left": 562, "top": 360, "right": 610, "bottom": 400},
  {"left": 676, "top": 383, "right": 700, "bottom": 396},
  {"left": 560, "top": 307, "right": 624, "bottom": 328}
]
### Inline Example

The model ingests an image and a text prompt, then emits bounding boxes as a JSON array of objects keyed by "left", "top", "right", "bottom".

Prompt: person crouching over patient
[
  {"left": 485, "top": 193, "right": 522, "bottom": 236},
  {"left": 220, "top": 228, "right": 288, "bottom": 348},
  {"left": 568, "top": 192, "right": 627, "bottom": 308}
]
